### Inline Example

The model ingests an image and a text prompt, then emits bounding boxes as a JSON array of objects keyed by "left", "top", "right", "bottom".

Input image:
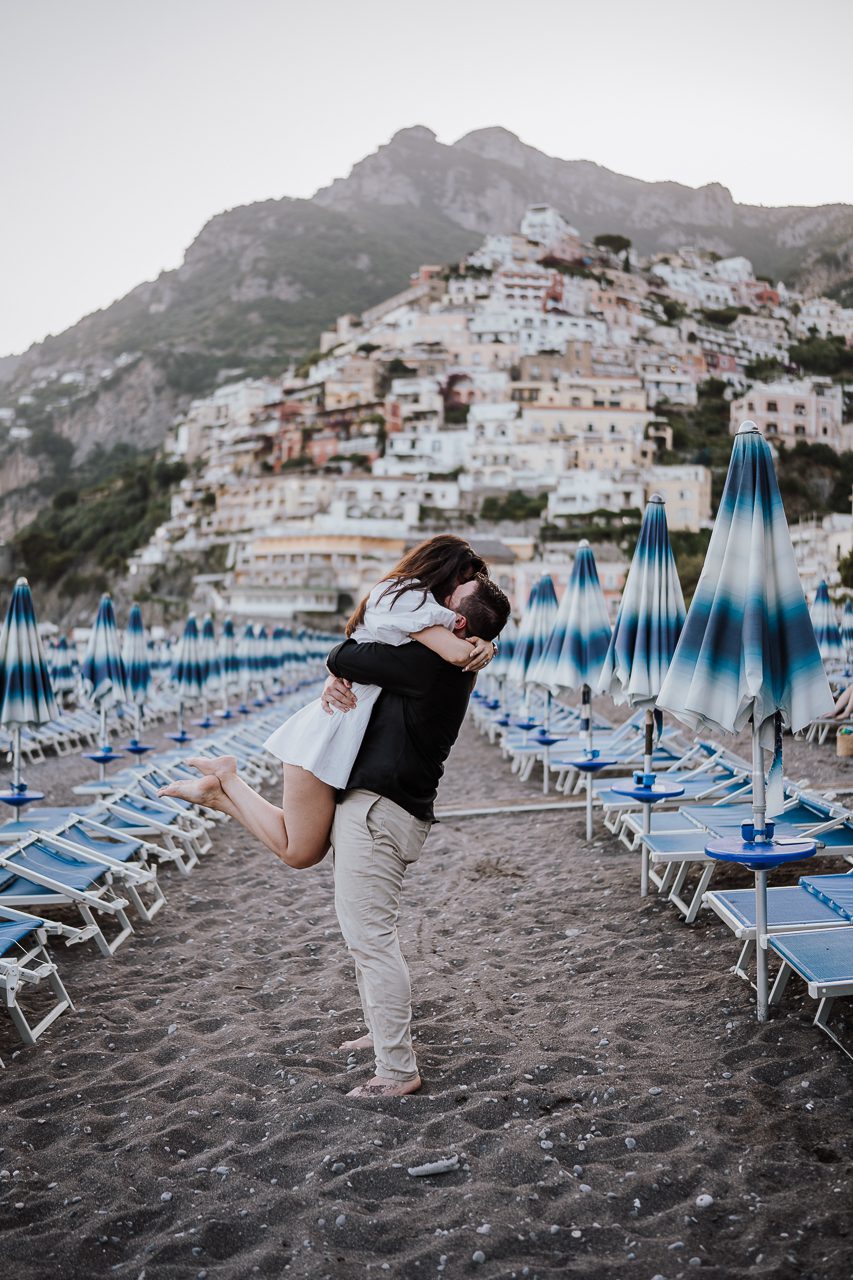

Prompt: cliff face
[{"left": 1, "top": 124, "right": 852, "bottom": 526}]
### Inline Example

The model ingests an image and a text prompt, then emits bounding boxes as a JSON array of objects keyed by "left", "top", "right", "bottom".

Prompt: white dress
[{"left": 263, "top": 580, "right": 457, "bottom": 787}]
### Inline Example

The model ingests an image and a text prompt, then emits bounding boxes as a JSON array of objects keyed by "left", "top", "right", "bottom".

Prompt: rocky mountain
[{"left": 2, "top": 124, "right": 852, "bottom": 535}]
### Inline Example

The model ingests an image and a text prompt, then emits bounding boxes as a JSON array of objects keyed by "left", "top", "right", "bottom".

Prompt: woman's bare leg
[{"left": 159, "top": 762, "right": 335, "bottom": 869}]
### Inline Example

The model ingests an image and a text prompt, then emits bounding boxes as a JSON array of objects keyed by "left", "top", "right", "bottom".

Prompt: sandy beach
[{"left": 1, "top": 712, "right": 852, "bottom": 1279}]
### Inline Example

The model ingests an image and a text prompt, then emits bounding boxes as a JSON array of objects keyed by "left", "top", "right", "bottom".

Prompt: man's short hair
[{"left": 464, "top": 576, "right": 511, "bottom": 642}]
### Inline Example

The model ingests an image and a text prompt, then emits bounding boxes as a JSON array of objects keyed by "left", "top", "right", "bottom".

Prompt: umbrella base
[
  {"left": 0, "top": 787, "right": 45, "bottom": 809},
  {"left": 165, "top": 731, "right": 194, "bottom": 746}
]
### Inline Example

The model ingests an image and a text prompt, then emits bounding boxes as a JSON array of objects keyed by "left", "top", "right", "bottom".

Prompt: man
[{"left": 322, "top": 574, "right": 510, "bottom": 1098}]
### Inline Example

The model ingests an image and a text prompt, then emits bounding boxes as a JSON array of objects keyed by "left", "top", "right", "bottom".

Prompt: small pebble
[
  {"left": 335, "top": 1214, "right": 347, "bottom": 1227},
  {"left": 625, "top": 1137, "right": 637, "bottom": 1150},
  {"left": 696, "top": 1194, "right": 714, "bottom": 1209},
  {"left": 472, "top": 1251, "right": 486, "bottom": 1264},
  {"left": 476, "top": 1224, "right": 491, "bottom": 1235},
  {"left": 649, "top": 1087, "right": 663, "bottom": 1096},
  {"left": 160, "top": 1192, "right": 172, "bottom": 1202}
]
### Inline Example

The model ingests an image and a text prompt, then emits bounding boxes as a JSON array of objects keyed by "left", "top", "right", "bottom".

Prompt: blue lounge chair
[
  {"left": 0, "top": 840, "right": 135, "bottom": 957},
  {"left": 0, "top": 907, "right": 86, "bottom": 1058},
  {"left": 768, "top": 927, "right": 853, "bottom": 1057}
]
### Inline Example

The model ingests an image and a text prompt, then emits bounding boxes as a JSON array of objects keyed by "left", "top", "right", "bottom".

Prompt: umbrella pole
[
  {"left": 135, "top": 704, "right": 142, "bottom": 740},
  {"left": 100, "top": 704, "right": 107, "bottom": 749},
  {"left": 640, "top": 708, "right": 655, "bottom": 895},
  {"left": 751, "top": 716, "right": 771, "bottom": 1021},
  {"left": 12, "top": 727, "right": 22, "bottom": 790},
  {"left": 752, "top": 717, "right": 767, "bottom": 840},
  {"left": 582, "top": 685, "right": 594, "bottom": 840},
  {"left": 542, "top": 690, "right": 551, "bottom": 796}
]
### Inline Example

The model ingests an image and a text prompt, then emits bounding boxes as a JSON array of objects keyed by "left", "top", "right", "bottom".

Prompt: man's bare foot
[
  {"left": 339, "top": 1033, "right": 374, "bottom": 1051},
  {"left": 158, "top": 775, "right": 225, "bottom": 809},
  {"left": 346, "top": 1074, "right": 422, "bottom": 1098},
  {"left": 186, "top": 754, "right": 238, "bottom": 780}
]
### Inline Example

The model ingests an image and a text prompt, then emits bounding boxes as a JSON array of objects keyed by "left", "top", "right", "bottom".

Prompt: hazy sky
[{"left": 2, "top": 0, "right": 851, "bottom": 357}]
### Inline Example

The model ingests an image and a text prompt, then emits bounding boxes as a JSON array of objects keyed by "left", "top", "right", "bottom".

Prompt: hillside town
[{"left": 30, "top": 205, "right": 851, "bottom": 623}]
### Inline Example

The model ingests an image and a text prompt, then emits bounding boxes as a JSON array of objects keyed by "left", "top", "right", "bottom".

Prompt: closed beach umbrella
[
  {"left": 81, "top": 594, "right": 127, "bottom": 746},
  {"left": 657, "top": 422, "right": 833, "bottom": 1018},
  {"left": 198, "top": 614, "right": 221, "bottom": 725},
  {"left": 490, "top": 615, "right": 517, "bottom": 682},
  {"left": 810, "top": 580, "right": 844, "bottom": 668},
  {"left": 530, "top": 542, "right": 611, "bottom": 699},
  {"left": 122, "top": 604, "right": 152, "bottom": 713},
  {"left": 236, "top": 622, "right": 256, "bottom": 709},
  {"left": 256, "top": 625, "right": 271, "bottom": 691},
  {"left": 0, "top": 577, "right": 57, "bottom": 799},
  {"left": 50, "top": 635, "right": 77, "bottom": 700},
  {"left": 658, "top": 424, "right": 833, "bottom": 752},
  {"left": 171, "top": 615, "right": 204, "bottom": 698},
  {"left": 842, "top": 600, "right": 853, "bottom": 663},
  {"left": 219, "top": 616, "right": 238, "bottom": 714},
  {"left": 507, "top": 578, "right": 558, "bottom": 690},
  {"left": 199, "top": 614, "right": 221, "bottom": 694},
  {"left": 272, "top": 626, "right": 287, "bottom": 685},
  {"left": 528, "top": 542, "right": 611, "bottom": 817},
  {"left": 598, "top": 494, "right": 686, "bottom": 873},
  {"left": 170, "top": 614, "right": 204, "bottom": 739},
  {"left": 599, "top": 496, "right": 685, "bottom": 708}
]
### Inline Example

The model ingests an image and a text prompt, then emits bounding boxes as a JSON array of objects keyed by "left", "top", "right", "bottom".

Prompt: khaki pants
[{"left": 332, "top": 789, "right": 431, "bottom": 1082}]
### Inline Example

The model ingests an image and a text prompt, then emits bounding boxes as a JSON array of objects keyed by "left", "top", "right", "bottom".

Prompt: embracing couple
[{"left": 160, "top": 535, "right": 511, "bottom": 1097}]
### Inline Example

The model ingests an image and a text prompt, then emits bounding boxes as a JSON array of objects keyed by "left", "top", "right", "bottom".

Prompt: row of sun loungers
[
  {"left": 0, "top": 678, "right": 322, "bottom": 1063},
  {"left": 471, "top": 683, "right": 853, "bottom": 1057}
]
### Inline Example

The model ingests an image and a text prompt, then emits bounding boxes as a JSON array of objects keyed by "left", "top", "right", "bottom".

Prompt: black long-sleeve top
[{"left": 325, "top": 639, "right": 474, "bottom": 821}]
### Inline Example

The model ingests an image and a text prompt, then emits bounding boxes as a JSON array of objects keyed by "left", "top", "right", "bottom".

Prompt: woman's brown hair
[{"left": 345, "top": 534, "right": 487, "bottom": 637}]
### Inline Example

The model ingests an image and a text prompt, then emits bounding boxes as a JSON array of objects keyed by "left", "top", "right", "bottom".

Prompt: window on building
[
  {"left": 766, "top": 401, "right": 778, "bottom": 412},
  {"left": 766, "top": 422, "right": 778, "bottom": 434}
]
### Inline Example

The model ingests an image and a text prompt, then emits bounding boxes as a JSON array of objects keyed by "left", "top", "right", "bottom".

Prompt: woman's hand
[
  {"left": 462, "top": 636, "right": 495, "bottom": 674},
  {"left": 322, "top": 675, "right": 357, "bottom": 714}
]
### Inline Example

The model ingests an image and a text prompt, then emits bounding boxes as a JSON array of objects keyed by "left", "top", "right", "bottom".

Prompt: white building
[{"left": 731, "top": 378, "right": 844, "bottom": 449}]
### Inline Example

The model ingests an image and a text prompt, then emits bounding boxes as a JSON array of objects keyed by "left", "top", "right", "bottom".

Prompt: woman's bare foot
[
  {"left": 346, "top": 1074, "right": 422, "bottom": 1099},
  {"left": 158, "top": 775, "right": 225, "bottom": 809},
  {"left": 339, "top": 1033, "right": 374, "bottom": 1051},
  {"left": 186, "top": 754, "right": 239, "bottom": 780}
]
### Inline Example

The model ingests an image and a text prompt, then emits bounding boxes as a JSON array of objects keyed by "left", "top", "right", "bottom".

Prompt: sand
[{"left": 1, "top": 711, "right": 852, "bottom": 1279}]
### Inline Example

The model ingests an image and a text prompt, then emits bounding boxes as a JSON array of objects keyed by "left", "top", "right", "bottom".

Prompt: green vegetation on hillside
[
  {"left": 13, "top": 448, "right": 187, "bottom": 589},
  {"left": 789, "top": 334, "right": 853, "bottom": 378},
  {"left": 480, "top": 490, "right": 549, "bottom": 522}
]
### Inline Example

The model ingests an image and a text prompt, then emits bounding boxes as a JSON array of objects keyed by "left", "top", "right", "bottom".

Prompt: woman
[{"left": 158, "top": 535, "right": 500, "bottom": 866}]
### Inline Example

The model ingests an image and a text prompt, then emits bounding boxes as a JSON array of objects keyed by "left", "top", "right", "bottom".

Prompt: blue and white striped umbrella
[
  {"left": 122, "top": 604, "right": 152, "bottom": 707},
  {"left": 0, "top": 578, "right": 57, "bottom": 730},
  {"left": 810, "top": 580, "right": 844, "bottom": 667},
  {"left": 530, "top": 543, "right": 611, "bottom": 694},
  {"left": 220, "top": 617, "right": 239, "bottom": 685},
  {"left": 81, "top": 594, "right": 127, "bottom": 710},
  {"left": 0, "top": 578, "right": 57, "bottom": 790},
  {"left": 271, "top": 626, "right": 286, "bottom": 672},
  {"left": 50, "top": 635, "right": 77, "bottom": 697},
  {"left": 598, "top": 496, "right": 686, "bottom": 707},
  {"left": 658, "top": 422, "right": 833, "bottom": 781},
  {"left": 256, "top": 625, "right": 272, "bottom": 684},
  {"left": 171, "top": 614, "right": 204, "bottom": 701},
  {"left": 199, "top": 614, "right": 221, "bottom": 696},
  {"left": 507, "top": 578, "right": 559, "bottom": 685},
  {"left": 236, "top": 623, "right": 256, "bottom": 692},
  {"left": 842, "top": 600, "right": 853, "bottom": 661},
  {"left": 490, "top": 615, "right": 518, "bottom": 681}
]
